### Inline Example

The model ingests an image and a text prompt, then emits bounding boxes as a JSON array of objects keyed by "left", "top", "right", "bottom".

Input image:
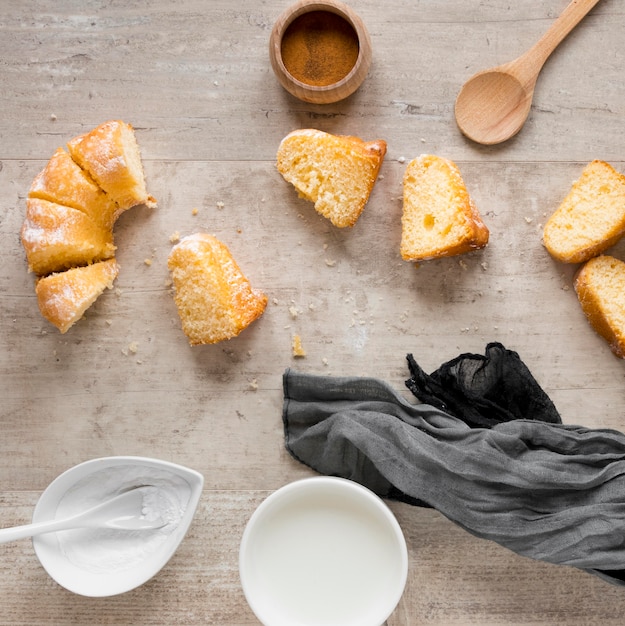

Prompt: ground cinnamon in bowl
[
  {"left": 269, "top": 0, "right": 372, "bottom": 104},
  {"left": 280, "top": 11, "right": 359, "bottom": 87}
]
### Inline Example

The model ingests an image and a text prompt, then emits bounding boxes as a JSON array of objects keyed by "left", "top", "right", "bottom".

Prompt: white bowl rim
[{"left": 239, "top": 475, "right": 408, "bottom": 626}]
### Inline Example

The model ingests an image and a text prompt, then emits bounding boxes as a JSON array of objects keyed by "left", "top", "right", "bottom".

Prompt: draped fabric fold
[{"left": 282, "top": 344, "right": 625, "bottom": 586}]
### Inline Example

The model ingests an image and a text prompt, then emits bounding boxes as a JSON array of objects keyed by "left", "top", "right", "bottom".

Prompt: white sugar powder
[{"left": 55, "top": 464, "right": 191, "bottom": 573}]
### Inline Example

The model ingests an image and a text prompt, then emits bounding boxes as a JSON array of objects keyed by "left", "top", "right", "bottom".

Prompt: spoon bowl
[
  {"left": 455, "top": 67, "right": 532, "bottom": 145},
  {"left": 455, "top": 0, "right": 602, "bottom": 144}
]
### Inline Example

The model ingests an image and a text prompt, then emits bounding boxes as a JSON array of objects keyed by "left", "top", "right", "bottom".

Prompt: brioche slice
[
  {"left": 168, "top": 233, "right": 267, "bottom": 345},
  {"left": 29, "top": 147, "right": 120, "bottom": 230},
  {"left": 543, "top": 160, "right": 625, "bottom": 264},
  {"left": 21, "top": 198, "right": 116, "bottom": 276},
  {"left": 35, "top": 259, "right": 119, "bottom": 333},
  {"left": 574, "top": 255, "right": 625, "bottom": 358},
  {"left": 400, "top": 154, "right": 489, "bottom": 261},
  {"left": 276, "top": 129, "right": 387, "bottom": 228},
  {"left": 67, "top": 120, "right": 157, "bottom": 212}
]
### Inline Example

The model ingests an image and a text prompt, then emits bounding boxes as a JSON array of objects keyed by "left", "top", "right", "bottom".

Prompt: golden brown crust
[
  {"left": 21, "top": 198, "right": 116, "bottom": 276},
  {"left": 67, "top": 120, "right": 157, "bottom": 211},
  {"left": 543, "top": 160, "right": 625, "bottom": 264},
  {"left": 400, "top": 154, "right": 489, "bottom": 261},
  {"left": 276, "top": 129, "right": 386, "bottom": 228},
  {"left": 29, "top": 147, "right": 120, "bottom": 230},
  {"left": 23, "top": 120, "right": 155, "bottom": 332},
  {"left": 574, "top": 255, "right": 625, "bottom": 358},
  {"left": 35, "top": 259, "right": 119, "bottom": 333},
  {"left": 168, "top": 233, "right": 267, "bottom": 345}
]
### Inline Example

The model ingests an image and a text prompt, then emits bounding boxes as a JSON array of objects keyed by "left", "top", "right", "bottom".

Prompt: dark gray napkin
[{"left": 283, "top": 349, "right": 625, "bottom": 586}]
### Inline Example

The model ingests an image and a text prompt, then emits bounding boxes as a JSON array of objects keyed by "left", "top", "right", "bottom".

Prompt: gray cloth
[{"left": 283, "top": 368, "right": 625, "bottom": 586}]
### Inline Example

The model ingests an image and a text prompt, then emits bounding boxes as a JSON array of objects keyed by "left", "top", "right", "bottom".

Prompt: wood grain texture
[{"left": 1, "top": 0, "right": 625, "bottom": 623}]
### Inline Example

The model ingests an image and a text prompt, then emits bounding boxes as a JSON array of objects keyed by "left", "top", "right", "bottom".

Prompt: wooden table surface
[{"left": 1, "top": 0, "right": 625, "bottom": 623}]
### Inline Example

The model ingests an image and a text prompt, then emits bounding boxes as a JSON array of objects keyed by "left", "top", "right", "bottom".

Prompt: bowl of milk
[
  {"left": 31, "top": 456, "right": 203, "bottom": 597},
  {"left": 239, "top": 476, "right": 408, "bottom": 626}
]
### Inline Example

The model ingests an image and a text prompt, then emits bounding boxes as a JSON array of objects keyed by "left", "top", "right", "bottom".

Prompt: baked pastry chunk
[
  {"left": 29, "top": 147, "right": 120, "bottom": 230},
  {"left": 35, "top": 259, "right": 119, "bottom": 334},
  {"left": 67, "top": 120, "right": 157, "bottom": 212},
  {"left": 168, "top": 233, "right": 267, "bottom": 345},
  {"left": 21, "top": 198, "right": 116, "bottom": 276},
  {"left": 543, "top": 160, "right": 625, "bottom": 264},
  {"left": 574, "top": 255, "right": 625, "bottom": 358},
  {"left": 276, "top": 129, "right": 387, "bottom": 227},
  {"left": 22, "top": 120, "right": 154, "bottom": 332},
  {"left": 400, "top": 154, "right": 489, "bottom": 261}
]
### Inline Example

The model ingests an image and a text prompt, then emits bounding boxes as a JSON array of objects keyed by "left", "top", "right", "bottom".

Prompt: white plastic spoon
[{"left": 0, "top": 486, "right": 166, "bottom": 543}]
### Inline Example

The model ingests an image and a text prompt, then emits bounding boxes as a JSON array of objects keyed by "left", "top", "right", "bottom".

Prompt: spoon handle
[
  {"left": 514, "top": 0, "right": 602, "bottom": 83},
  {"left": 0, "top": 517, "right": 75, "bottom": 543}
]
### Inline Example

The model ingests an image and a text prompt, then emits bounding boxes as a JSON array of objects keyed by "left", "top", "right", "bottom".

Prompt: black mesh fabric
[{"left": 405, "top": 342, "right": 561, "bottom": 428}]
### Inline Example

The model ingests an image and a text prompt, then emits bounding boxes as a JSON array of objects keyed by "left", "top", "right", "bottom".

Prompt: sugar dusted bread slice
[
  {"left": 67, "top": 120, "right": 157, "bottom": 212},
  {"left": 574, "top": 255, "right": 625, "bottom": 358},
  {"left": 29, "top": 147, "right": 120, "bottom": 230},
  {"left": 35, "top": 259, "right": 119, "bottom": 334},
  {"left": 543, "top": 160, "right": 625, "bottom": 264},
  {"left": 276, "top": 129, "right": 387, "bottom": 228},
  {"left": 400, "top": 154, "right": 489, "bottom": 261},
  {"left": 21, "top": 198, "right": 116, "bottom": 276},
  {"left": 168, "top": 233, "right": 267, "bottom": 345}
]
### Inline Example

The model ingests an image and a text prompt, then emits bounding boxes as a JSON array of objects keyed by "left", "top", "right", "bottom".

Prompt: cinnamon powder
[{"left": 281, "top": 11, "right": 359, "bottom": 87}]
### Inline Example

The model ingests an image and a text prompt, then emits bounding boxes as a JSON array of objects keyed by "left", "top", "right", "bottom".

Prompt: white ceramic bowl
[
  {"left": 32, "top": 456, "right": 203, "bottom": 597},
  {"left": 239, "top": 477, "right": 408, "bottom": 626}
]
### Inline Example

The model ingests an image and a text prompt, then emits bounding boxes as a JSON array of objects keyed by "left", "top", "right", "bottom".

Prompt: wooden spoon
[{"left": 455, "top": 0, "right": 602, "bottom": 145}]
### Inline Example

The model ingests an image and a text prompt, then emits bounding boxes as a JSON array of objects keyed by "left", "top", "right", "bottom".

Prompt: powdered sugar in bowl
[{"left": 32, "top": 456, "right": 203, "bottom": 597}]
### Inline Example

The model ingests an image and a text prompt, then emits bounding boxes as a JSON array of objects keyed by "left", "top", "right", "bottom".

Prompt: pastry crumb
[
  {"left": 292, "top": 334, "right": 306, "bottom": 357},
  {"left": 192, "top": 207, "right": 199, "bottom": 215},
  {"left": 169, "top": 231, "right": 180, "bottom": 243},
  {"left": 249, "top": 378, "right": 259, "bottom": 391},
  {"left": 288, "top": 306, "right": 299, "bottom": 319},
  {"left": 144, "top": 258, "right": 152, "bottom": 266},
  {"left": 216, "top": 201, "right": 225, "bottom": 209}
]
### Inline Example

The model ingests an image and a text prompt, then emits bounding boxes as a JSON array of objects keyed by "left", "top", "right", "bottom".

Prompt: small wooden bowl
[{"left": 269, "top": 0, "right": 372, "bottom": 104}]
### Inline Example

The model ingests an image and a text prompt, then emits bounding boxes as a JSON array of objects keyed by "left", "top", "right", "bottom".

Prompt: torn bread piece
[
  {"left": 168, "top": 233, "right": 267, "bottom": 345},
  {"left": 574, "top": 255, "right": 625, "bottom": 358},
  {"left": 67, "top": 120, "right": 157, "bottom": 212},
  {"left": 400, "top": 154, "right": 489, "bottom": 261},
  {"left": 35, "top": 259, "right": 119, "bottom": 334},
  {"left": 544, "top": 160, "right": 625, "bottom": 264},
  {"left": 21, "top": 198, "right": 116, "bottom": 276},
  {"left": 29, "top": 147, "right": 120, "bottom": 230},
  {"left": 277, "top": 129, "right": 386, "bottom": 228}
]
